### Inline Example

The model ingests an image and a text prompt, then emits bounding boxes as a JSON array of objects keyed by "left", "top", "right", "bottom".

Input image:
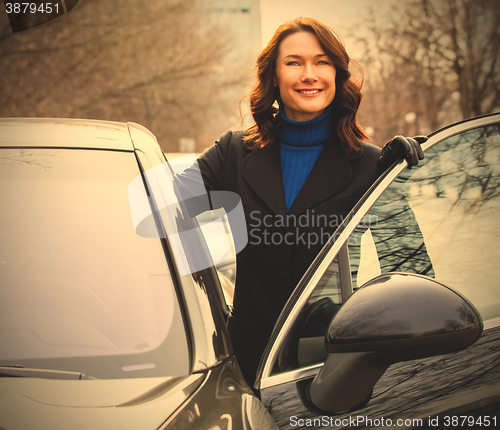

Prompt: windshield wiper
[{"left": 0, "top": 365, "right": 97, "bottom": 380}]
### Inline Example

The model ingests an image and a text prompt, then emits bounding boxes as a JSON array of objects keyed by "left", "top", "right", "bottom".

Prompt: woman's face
[{"left": 275, "top": 31, "right": 336, "bottom": 122}]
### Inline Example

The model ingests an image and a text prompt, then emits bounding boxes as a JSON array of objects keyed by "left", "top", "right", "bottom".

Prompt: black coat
[{"left": 192, "top": 130, "right": 382, "bottom": 385}]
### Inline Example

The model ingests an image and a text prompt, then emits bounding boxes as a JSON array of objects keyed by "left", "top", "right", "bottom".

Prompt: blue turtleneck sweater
[{"left": 279, "top": 107, "right": 333, "bottom": 211}]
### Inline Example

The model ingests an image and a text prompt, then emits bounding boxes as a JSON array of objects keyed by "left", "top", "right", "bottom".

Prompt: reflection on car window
[
  {"left": 0, "top": 149, "right": 189, "bottom": 378},
  {"left": 271, "top": 257, "right": 342, "bottom": 375},
  {"left": 351, "top": 123, "right": 500, "bottom": 322},
  {"left": 349, "top": 172, "right": 435, "bottom": 290}
]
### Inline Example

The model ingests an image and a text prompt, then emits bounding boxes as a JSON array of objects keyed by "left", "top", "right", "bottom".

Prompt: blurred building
[
  {"left": 192, "top": 0, "right": 262, "bottom": 149},
  {"left": 196, "top": 0, "right": 261, "bottom": 57}
]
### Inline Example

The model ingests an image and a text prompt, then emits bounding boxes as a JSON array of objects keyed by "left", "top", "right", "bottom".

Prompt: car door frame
[{"left": 256, "top": 112, "right": 500, "bottom": 394}]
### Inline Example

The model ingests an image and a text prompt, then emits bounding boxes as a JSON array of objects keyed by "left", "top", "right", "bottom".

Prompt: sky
[{"left": 259, "top": 0, "right": 394, "bottom": 55}]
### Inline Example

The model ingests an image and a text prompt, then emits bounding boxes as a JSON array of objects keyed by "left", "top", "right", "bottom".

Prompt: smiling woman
[{"left": 181, "top": 17, "right": 427, "bottom": 389}]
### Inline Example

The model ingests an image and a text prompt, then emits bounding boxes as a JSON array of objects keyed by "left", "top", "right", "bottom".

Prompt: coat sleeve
[
  {"left": 195, "top": 130, "right": 234, "bottom": 192},
  {"left": 172, "top": 131, "right": 233, "bottom": 218}
]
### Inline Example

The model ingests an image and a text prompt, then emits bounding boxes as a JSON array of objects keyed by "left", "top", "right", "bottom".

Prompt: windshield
[{"left": 0, "top": 148, "right": 189, "bottom": 379}]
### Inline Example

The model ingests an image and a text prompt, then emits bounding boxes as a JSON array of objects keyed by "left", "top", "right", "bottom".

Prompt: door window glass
[
  {"left": 271, "top": 255, "right": 343, "bottom": 374},
  {"left": 350, "top": 123, "right": 500, "bottom": 322}
]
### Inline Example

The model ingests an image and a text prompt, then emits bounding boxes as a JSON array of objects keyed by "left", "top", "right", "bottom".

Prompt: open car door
[{"left": 258, "top": 113, "right": 500, "bottom": 428}]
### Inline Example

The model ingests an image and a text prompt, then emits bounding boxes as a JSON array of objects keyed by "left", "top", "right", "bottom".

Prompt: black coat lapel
[
  {"left": 241, "top": 142, "right": 288, "bottom": 216},
  {"left": 288, "top": 138, "right": 354, "bottom": 215}
]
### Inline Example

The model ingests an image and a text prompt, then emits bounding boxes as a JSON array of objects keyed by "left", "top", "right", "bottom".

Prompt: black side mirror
[{"left": 301, "top": 273, "right": 483, "bottom": 415}]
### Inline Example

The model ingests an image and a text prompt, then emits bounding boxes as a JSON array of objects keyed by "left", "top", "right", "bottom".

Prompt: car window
[
  {"left": 0, "top": 148, "right": 189, "bottom": 379},
  {"left": 270, "top": 255, "right": 342, "bottom": 374},
  {"left": 349, "top": 122, "right": 500, "bottom": 323}
]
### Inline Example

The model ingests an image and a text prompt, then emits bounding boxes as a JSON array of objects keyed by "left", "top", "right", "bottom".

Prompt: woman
[{"left": 189, "top": 18, "right": 424, "bottom": 387}]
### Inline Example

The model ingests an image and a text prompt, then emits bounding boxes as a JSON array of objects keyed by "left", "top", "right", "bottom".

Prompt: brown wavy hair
[{"left": 244, "top": 18, "right": 368, "bottom": 152}]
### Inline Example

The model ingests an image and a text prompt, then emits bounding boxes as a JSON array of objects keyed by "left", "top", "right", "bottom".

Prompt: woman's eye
[
  {"left": 286, "top": 61, "right": 300, "bottom": 66},
  {"left": 318, "top": 60, "right": 330, "bottom": 65}
]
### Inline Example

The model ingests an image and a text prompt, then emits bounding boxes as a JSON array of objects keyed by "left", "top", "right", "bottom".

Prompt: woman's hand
[{"left": 378, "top": 135, "right": 427, "bottom": 171}]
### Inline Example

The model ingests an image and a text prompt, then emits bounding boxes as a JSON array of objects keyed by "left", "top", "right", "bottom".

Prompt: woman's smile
[{"left": 296, "top": 89, "right": 323, "bottom": 95}]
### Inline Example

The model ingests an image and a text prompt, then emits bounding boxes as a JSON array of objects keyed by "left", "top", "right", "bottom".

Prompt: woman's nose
[{"left": 301, "top": 64, "right": 318, "bottom": 82}]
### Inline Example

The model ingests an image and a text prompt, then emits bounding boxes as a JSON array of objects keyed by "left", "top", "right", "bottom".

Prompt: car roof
[{"left": 0, "top": 118, "right": 136, "bottom": 151}]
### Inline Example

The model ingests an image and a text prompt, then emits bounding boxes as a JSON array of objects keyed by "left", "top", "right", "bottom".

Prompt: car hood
[{"left": 0, "top": 374, "right": 205, "bottom": 430}]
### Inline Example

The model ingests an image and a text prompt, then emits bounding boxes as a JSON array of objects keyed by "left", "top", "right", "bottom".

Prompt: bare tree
[
  {"left": 0, "top": 0, "right": 252, "bottom": 151},
  {"left": 443, "top": 0, "right": 500, "bottom": 118},
  {"left": 353, "top": 0, "right": 500, "bottom": 144}
]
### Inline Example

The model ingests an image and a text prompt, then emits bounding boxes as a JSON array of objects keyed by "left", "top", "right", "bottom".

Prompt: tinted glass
[
  {"left": 350, "top": 123, "right": 500, "bottom": 322},
  {"left": 271, "top": 254, "right": 343, "bottom": 375},
  {"left": 0, "top": 148, "right": 189, "bottom": 378}
]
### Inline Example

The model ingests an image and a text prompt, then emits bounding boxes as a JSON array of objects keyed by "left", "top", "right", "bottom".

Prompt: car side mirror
[{"left": 300, "top": 273, "right": 483, "bottom": 415}]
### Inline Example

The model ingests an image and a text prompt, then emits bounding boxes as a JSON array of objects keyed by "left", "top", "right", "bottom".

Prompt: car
[
  {"left": 0, "top": 113, "right": 499, "bottom": 430},
  {"left": 0, "top": 118, "right": 267, "bottom": 430}
]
